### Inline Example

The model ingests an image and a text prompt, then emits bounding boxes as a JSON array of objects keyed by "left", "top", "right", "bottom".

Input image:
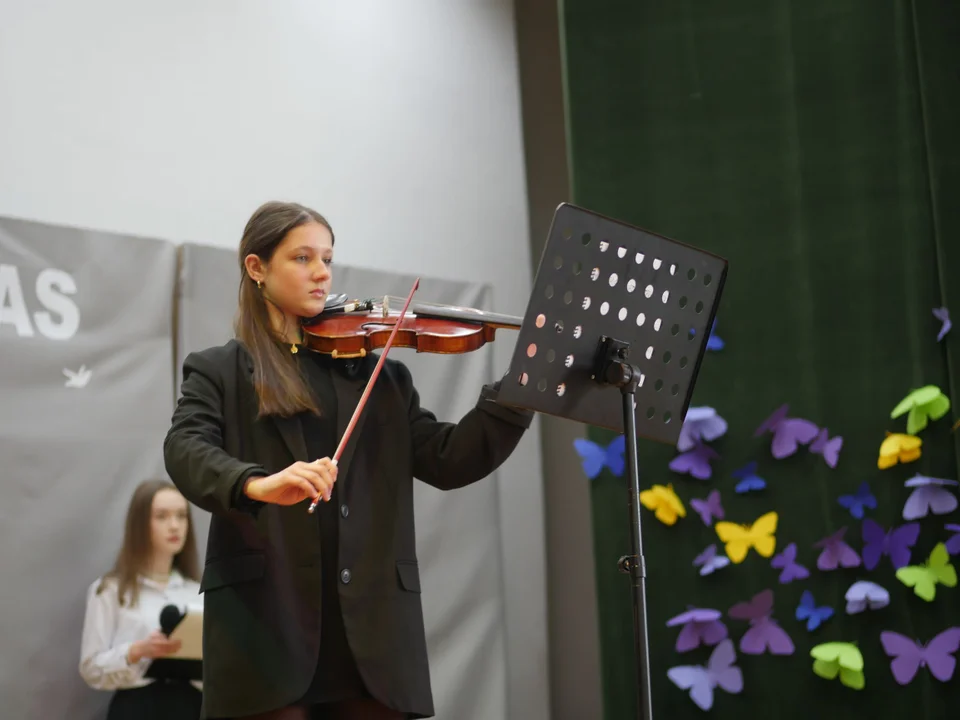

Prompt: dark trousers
[
  {"left": 107, "top": 680, "right": 202, "bottom": 720},
  {"left": 236, "top": 699, "right": 406, "bottom": 720}
]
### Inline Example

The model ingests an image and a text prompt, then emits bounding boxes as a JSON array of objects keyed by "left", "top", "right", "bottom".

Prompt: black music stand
[{"left": 497, "top": 202, "right": 727, "bottom": 720}]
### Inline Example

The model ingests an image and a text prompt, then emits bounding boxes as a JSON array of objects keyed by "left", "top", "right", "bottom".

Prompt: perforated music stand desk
[{"left": 497, "top": 202, "right": 727, "bottom": 720}]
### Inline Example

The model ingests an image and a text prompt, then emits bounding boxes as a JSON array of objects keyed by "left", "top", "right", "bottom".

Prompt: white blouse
[{"left": 79, "top": 570, "right": 203, "bottom": 692}]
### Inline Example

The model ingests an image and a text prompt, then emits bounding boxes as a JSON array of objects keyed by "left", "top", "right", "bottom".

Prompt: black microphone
[{"left": 159, "top": 604, "right": 185, "bottom": 636}]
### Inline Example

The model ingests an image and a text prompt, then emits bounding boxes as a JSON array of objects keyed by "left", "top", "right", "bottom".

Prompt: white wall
[{"left": 0, "top": 2, "right": 548, "bottom": 718}]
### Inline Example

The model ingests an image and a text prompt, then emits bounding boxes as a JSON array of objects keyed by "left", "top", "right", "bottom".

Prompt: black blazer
[{"left": 163, "top": 340, "right": 533, "bottom": 719}]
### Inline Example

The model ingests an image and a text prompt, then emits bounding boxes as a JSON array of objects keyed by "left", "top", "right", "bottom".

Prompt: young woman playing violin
[{"left": 163, "top": 201, "right": 534, "bottom": 720}]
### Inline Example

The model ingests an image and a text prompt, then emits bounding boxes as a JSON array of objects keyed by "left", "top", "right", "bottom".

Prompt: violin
[
  {"left": 300, "top": 292, "right": 522, "bottom": 358},
  {"left": 303, "top": 279, "right": 523, "bottom": 514}
]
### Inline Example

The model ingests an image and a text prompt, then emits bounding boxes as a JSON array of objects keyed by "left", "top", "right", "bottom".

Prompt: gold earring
[{"left": 256, "top": 280, "right": 263, "bottom": 289}]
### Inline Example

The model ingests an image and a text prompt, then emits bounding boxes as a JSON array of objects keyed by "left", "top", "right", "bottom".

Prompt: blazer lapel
[
  {"left": 240, "top": 346, "right": 311, "bottom": 463},
  {"left": 272, "top": 414, "right": 310, "bottom": 463},
  {"left": 330, "top": 368, "right": 369, "bottom": 481}
]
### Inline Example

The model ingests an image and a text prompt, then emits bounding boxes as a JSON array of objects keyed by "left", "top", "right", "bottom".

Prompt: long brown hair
[
  {"left": 235, "top": 200, "right": 335, "bottom": 417},
  {"left": 98, "top": 479, "right": 200, "bottom": 607}
]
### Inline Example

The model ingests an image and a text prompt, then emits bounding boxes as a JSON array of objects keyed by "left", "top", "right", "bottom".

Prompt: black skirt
[{"left": 106, "top": 679, "right": 202, "bottom": 720}]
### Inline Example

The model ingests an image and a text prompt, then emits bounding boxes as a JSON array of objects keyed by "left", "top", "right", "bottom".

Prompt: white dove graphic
[{"left": 63, "top": 365, "right": 92, "bottom": 388}]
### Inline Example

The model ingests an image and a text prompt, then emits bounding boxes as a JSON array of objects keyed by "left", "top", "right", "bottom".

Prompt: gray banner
[{"left": 0, "top": 216, "right": 177, "bottom": 719}]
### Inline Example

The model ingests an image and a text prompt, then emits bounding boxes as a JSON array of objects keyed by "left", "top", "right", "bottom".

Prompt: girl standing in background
[{"left": 79, "top": 478, "right": 203, "bottom": 719}]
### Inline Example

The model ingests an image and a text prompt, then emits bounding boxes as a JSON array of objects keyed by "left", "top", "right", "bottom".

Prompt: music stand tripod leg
[{"left": 594, "top": 336, "right": 654, "bottom": 720}]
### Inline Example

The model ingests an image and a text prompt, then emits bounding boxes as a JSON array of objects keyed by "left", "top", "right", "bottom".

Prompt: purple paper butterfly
[
  {"left": 813, "top": 527, "right": 861, "bottom": 570},
  {"left": 845, "top": 580, "right": 890, "bottom": 614},
  {"left": 753, "top": 404, "right": 820, "bottom": 459},
  {"left": 946, "top": 524, "right": 960, "bottom": 555},
  {"left": 902, "top": 475, "right": 959, "bottom": 520},
  {"left": 880, "top": 628, "right": 960, "bottom": 684},
  {"left": 666, "top": 638, "right": 743, "bottom": 711},
  {"left": 810, "top": 428, "right": 843, "bottom": 468},
  {"left": 933, "top": 307, "right": 951, "bottom": 342},
  {"left": 837, "top": 481, "right": 877, "bottom": 520},
  {"left": 690, "top": 490, "right": 724, "bottom": 526},
  {"left": 669, "top": 442, "right": 720, "bottom": 480},
  {"left": 770, "top": 542, "right": 810, "bottom": 584},
  {"left": 694, "top": 544, "right": 730, "bottom": 576},
  {"left": 727, "top": 589, "right": 795, "bottom": 656},
  {"left": 677, "top": 407, "right": 728, "bottom": 452},
  {"left": 666, "top": 608, "right": 729, "bottom": 652},
  {"left": 861, "top": 519, "right": 920, "bottom": 571}
]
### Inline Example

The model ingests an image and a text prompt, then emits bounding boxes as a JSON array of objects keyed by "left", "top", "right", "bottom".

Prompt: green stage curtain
[{"left": 560, "top": 1, "right": 960, "bottom": 717}]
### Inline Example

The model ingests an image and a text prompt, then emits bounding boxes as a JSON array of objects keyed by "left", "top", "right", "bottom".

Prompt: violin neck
[{"left": 381, "top": 295, "right": 521, "bottom": 330}]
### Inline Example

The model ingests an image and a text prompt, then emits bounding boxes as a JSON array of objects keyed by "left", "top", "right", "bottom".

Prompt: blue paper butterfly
[
  {"left": 687, "top": 320, "right": 724, "bottom": 351},
  {"left": 838, "top": 481, "right": 877, "bottom": 519},
  {"left": 573, "top": 435, "right": 626, "bottom": 479},
  {"left": 795, "top": 590, "right": 833, "bottom": 631},
  {"left": 731, "top": 461, "right": 766, "bottom": 493}
]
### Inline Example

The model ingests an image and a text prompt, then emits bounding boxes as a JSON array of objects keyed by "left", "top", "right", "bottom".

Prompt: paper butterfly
[
  {"left": 862, "top": 519, "right": 920, "bottom": 571},
  {"left": 844, "top": 581, "right": 889, "bottom": 614},
  {"left": 754, "top": 404, "right": 819, "bottom": 459},
  {"left": 933, "top": 307, "right": 951, "bottom": 342},
  {"left": 946, "top": 524, "right": 960, "bottom": 555},
  {"left": 731, "top": 461, "right": 766, "bottom": 493},
  {"left": 890, "top": 385, "right": 951, "bottom": 435},
  {"left": 706, "top": 320, "right": 724, "bottom": 351},
  {"left": 895, "top": 542, "right": 957, "bottom": 601},
  {"left": 693, "top": 544, "right": 731, "bottom": 576},
  {"left": 573, "top": 435, "right": 625, "bottom": 479},
  {"left": 796, "top": 590, "right": 834, "bottom": 631},
  {"left": 837, "top": 481, "right": 877, "bottom": 520},
  {"left": 902, "top": 475, "right": 958, "bottom": 520},
  {"left": 639, "top": 483, "right": 686, "bottom": 526},
  {"left": 690, "top": 489, "right": 724, "bottom": 526},
  {"left": 669, "top": 442, "right": 720, "bottom": 480},
  {"left": 810, "top": 642, "right": 864, "bottom": 689},
  {"left": 879, "top": 627, "right": 960, "bottom": 684},
  {"left": 666, "top": 608, "right": 728, "bottom": 652},
  {"left": 727, "top": 589, "right": 795, "bottom": 655},
  {"left": 666, "top": 638, "right": 743, "bottom": 711},
  {"left": 715, "top": 511, "right": 778, "bottom": 563},
  {"left": 933, "top": 308, "right": 953, "bottom": 342},
  {"left": 770, "top": 542, "right": 809, "bottom": 584},
  {"left": 810, "top": 427, "right": 843, "bottom": 468},
  {"left": 689, "top": 320, "right": 724, "bottom": 351},
  {"left": 676, "top": 406, "right": 728, "bottom": 452},
  {"left": 814, "top": 527, "right": 862, "bottom": 570},
  {"left": 878, "top": 432, "right": 922, "bottom": 469}
]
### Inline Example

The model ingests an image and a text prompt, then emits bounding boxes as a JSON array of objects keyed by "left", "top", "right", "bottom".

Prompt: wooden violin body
[{"left": 300, "top": 296, "right": 521, "bottom": 359}]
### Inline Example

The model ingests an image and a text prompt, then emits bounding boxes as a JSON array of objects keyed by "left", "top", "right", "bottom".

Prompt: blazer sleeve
[
  {"left": 398, "top": 362, "right": 535, "bottom": 490},
  {"left": 163, "top": 350, "right": 267, "bottom": 517}
]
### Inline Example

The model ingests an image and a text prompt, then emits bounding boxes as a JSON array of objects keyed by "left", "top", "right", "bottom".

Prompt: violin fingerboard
[{"left": 496, "top": 202, "right": 728, "bottom": 446}]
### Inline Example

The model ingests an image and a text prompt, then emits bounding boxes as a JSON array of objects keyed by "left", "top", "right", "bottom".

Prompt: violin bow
[{"left": 308, "top": 277, "right": 421, "bottom": 513}]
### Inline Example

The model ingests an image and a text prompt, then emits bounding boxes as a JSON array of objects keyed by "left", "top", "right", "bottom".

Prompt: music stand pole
[{"left": 593, "top": 336, "right": 653, "bottom": 720}]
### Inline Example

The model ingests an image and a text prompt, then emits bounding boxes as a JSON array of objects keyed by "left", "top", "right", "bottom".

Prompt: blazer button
[
  {"left": 340, "top": 568, "right": 351, "bottom": 584},
  {"left": 340, "top": 504, "right": 349, "bottom": 518}
]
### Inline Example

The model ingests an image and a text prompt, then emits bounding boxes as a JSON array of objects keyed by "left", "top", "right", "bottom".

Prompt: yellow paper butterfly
[
  {"left": 877, "top": 432, "right": 922, "bottom": 469},
  {"left": 714, "top": 511, "right": 778, "bottom": 563},
  {"left": 639, "top": 483, "right": 686, "bottom": 526},
  {"left": 810, "top": 642, "right": 864, "bottom": 690},
  {"left": 895, "top": 542, "right": 957, "bottom": 601}
]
